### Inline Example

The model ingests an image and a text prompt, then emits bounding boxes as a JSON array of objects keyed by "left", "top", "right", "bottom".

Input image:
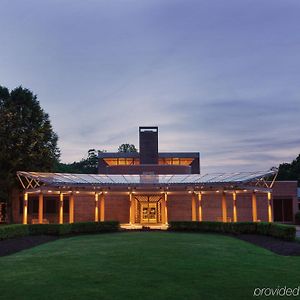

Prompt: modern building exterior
[
  {"left": 98, "top": 127, "right": 200, "bottom": 175},
  {"left": 14, "top": 127, "right": 298, "bottom": 227}
]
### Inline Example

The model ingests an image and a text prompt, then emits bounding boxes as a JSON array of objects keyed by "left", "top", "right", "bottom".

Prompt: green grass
[{"left": 0, "top": 232, "right": 300, "bottom": 300}]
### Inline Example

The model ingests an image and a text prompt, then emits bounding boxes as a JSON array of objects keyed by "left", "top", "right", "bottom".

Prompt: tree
[
  {"left": 277, "top": 154, "right": 300, "bottom": 185},
  {"left": 117, "top": 143, "right": 137, "bottom": 153},
  {"left": 0, "top": 85, "right": 60, "bottom": 222},
  {"left": 54, "top": 149, "right": 106, "bottom": 174}
]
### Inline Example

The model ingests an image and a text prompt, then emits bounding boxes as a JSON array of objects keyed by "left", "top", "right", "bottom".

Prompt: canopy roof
[{"left": 17, "top": 170, "right": 277, "bottom": 192}]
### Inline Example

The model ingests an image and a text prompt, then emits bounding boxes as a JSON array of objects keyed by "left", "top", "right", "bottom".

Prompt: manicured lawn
[{"left": 0, "top": 232, "right": 300, "bottom": 300}]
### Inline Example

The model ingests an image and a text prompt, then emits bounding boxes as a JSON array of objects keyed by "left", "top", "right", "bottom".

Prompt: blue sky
[{"left": 0, "top": 0, "right": 299, "bottom": 172}]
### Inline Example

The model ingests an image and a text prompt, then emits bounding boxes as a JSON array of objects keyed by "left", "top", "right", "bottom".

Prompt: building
[
  {"left": 14, "top": 127, "right": 298, "bottom": 227},
  {"left": 98, "top": 127, "right": 200, "bottom": 175}
]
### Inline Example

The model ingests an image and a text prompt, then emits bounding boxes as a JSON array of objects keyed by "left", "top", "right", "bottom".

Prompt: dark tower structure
[
  {"left": 139, "top": 126, "right": 158, "bottom": 164},
  {"left": 98, "top": 126, "right": 200, "bottom": 174}
]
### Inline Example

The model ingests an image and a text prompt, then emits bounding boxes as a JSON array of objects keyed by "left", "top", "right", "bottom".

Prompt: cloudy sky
[{"left": 0, "top": 0, "right": 299, "bottom": 172}]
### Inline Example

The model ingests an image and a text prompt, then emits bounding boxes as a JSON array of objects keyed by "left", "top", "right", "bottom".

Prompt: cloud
[{"left": 0, "top": 0, "right": 299, "bottom": 171}]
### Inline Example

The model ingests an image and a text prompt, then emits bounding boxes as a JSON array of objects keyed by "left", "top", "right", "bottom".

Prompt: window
[
  {"left": 159, "top": 158, "right": 194, "bottom": 165},
  {"left": 104, "top": 158, "right": 140, "bottom": 166}
]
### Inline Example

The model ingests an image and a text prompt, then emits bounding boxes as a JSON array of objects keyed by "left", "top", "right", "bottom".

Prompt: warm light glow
[
  {"left": 188, "top": 190, "right": 192, "bottom": 194},
  {"left": 23, "top": 193, "right": 28, "bottom": 225},
  {"left": 76, "top": 191, "right": 80, "bottom": 194},
  {"left": 233, "top": 192, "right": 237, "bottom": 222},
  {"left": 233, "top": 192, "right": 236, "bottom": 200},
  {"left": 104, "top": 191, "right": 108, "bottom": 194},
  {"left": 48, "top": 190, "right": 52, "bottom": 193}
]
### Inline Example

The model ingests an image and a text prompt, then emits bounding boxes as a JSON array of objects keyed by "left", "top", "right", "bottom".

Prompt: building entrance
[{"left": 134, "top": 195, "right": 163, "bottom": 224}]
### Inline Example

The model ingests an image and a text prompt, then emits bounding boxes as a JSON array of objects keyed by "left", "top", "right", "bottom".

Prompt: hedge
[
  {"left": 168, "top": 221, "right": 296, "bottom": 241},
  {"left": 0, "top": 221, "right": 120, "bottom": 240},
  {"left": 0, "top": 224, "right": 29, "bottom": 240}
]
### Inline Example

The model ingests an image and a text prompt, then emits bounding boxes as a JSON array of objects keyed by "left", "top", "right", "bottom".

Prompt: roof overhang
[{"left": 17, "top": 170, "right": 277, "bottom": 193}]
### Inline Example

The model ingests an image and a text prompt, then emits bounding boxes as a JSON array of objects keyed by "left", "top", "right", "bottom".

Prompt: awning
[{"left": 17, "top": 170, "right": 277, "bottom": 192}]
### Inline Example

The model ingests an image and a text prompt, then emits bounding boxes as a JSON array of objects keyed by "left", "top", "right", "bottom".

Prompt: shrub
[
  {"left": 0, "top": 224, "right": 29, "bottom": 240},
  {"left": 231, "top": 222, "right": 257, "bottom": 234},
  {"left": 28, "top": 224, "right": 72, "bottom": 236},
  {"left": 71, "top": 221, "right": 119, "bottom": 234},
  {"left": 269, "top": 223, "right": 296, "bottom": 241},
  {"left": 169, "top": 221, "right": 296, "bottom": 241},
  {"left": 0, "top": 221, "right": 119, "bottom": 241},
  {"left": 256, "top": 222, "right": 271, "bottom": 236}
]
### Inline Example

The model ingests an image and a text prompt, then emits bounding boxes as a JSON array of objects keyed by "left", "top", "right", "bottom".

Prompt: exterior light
[
  {"left": 216, "top": 190, "right": 220, "bottom": 193},
  {"left": 188, "top": 190, "right": 192, "bottom": 194},
  {"left": 76, "top": 191, "right": 80, "bottom": 194},
  {"left": 48, "top": 190, "right": 52, "bottom": 193},
  {"left": 104, "top": 191, "right": 108, "bottom": 194}
]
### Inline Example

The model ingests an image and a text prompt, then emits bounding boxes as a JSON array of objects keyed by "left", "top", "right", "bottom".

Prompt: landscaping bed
[
  {"left": 0, "top": 235, "right": 58, "bottom": 257},
  {"left": 236, "top": 234, "right": 300, "bottom": 256}
]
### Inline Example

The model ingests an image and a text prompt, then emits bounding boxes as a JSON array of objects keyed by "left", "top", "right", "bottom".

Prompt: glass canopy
[{"left": 17, "top": 170, "right": 276, "bottom": 190}]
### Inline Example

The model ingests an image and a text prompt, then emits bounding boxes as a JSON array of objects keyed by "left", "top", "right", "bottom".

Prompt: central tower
[{"left": 139, "top": 126, "right": 158, "bottom": 164}]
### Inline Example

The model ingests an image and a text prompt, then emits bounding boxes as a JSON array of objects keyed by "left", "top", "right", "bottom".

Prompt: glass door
[{"left": 141, "top": 202, "right": 157, "bottom": 223}]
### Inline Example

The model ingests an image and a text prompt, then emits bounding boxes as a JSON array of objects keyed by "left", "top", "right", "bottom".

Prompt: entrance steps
[{"left": 120, "top": 223, "right": 169, "bottom": 230}]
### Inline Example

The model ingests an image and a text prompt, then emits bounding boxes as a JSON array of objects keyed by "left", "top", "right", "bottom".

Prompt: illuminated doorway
[{"left": 133, "top": 195, "right": 163, "bottom": 224}]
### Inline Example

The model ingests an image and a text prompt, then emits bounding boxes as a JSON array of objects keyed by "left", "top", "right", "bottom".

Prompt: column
[
  {"left": 161, "top": 194, "right": 166, "bottom": 224},
  {"left": 221, "top": 192, "right": 227, "bottom": 222},
  {"left": 129, "top": 193, "right": 135, "bottom": 224},
  {"left": 252, "top": 191, "right": 257, "bottom": 222},
  {"left": 69, "top": 193, "right": 74, "bottom": 223},
  {"left": 232, "top": 192, "right": 237, "bottom": 222},
  {"left": 198, "top": 192, "right": 202, "bottom": 221},
  {"left": 38, "top": 192, "right": 43, "bottom": 224},
  {"left": 100, "top": 193, "right": 105, "bottom": 222},
  {"left": 267, "top": 192, "right": 272, "bottom": 222},
  {"left": 164, "top": 192, "right": 168, "bottom": 225},
  {"left": 23, "top": 192, "right": 28, "bottom": 224},
  {"left": 192, "top": 192, "right": 197, "bottom": 221},
  {"left": 59, "top": 192, "right": 64, "bottom": 224},
  {"left": 95, "top": 193, "right": 99, "bottom": 222}
]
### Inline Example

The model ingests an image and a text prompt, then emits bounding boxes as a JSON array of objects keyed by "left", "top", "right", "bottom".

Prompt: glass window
[
  {"left": 179, "top": 158, "right": 194, "bottom": 165},
  {"left": 172, "top": 158, "right": 180, "bottom": 165}
]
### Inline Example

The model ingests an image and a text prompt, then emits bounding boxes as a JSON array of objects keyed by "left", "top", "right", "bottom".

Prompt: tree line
[{"left": 55, "top": 144, "right": 137, "bottom": 174}]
